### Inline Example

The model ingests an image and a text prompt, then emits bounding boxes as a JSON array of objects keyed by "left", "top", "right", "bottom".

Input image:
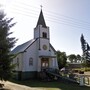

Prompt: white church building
[{"left": 12, "top": 10, "right": 58, "bottom": 80}]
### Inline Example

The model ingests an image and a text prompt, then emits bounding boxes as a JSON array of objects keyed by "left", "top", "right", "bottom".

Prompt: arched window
[
  {"left": 29, "top": 58, "right": 33, "bottom": 66},
  {"left": 42, "top": 32, "right": 47, "bottom": 38}
]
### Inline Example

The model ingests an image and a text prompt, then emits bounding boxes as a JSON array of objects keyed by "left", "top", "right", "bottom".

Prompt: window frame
[
  {"left": 42, "top": 32, "right": 47, "bottom": 38},
  {"left": 29, "top": 57, "right": 33, "bottom": 66},
  {"left": 17, "top": 58, "right": 19, "bottom": 68}
]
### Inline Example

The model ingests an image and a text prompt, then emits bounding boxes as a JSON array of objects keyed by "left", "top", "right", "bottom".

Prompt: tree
[
  {"left": 68, "top": 54, "right": 77, "bottom": 63},
  {"left": 80, "top": 34, "right": 87, "bottom": 54},
  {"left": 80, "top": 34, "right": 90, "bottom": 67},
  {"left": 56, "top": 50, "right": 67, "bottom": 69},
  {"left": 0, "top": 10, "right": 17, "bottom": 81},
  {"left": 76, "top": 54, "right": 82, "bottom": 63}
]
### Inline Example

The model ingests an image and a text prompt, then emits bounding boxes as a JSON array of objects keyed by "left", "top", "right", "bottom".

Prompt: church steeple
[{"left": 36, "top": 10, "right": 47, "bottom": 28}]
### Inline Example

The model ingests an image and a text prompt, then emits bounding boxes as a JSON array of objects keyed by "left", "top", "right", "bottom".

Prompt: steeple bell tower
[
  {"left": 36, "top": 10, "right": 47, "bottom": 28},
  {"left": 34, "top": 10, "right": 50, "bottom": 51}
]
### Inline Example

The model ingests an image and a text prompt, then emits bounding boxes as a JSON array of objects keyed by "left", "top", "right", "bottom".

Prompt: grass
[
  {"left": 10, "top": 79, "right": 90, "bottom": 90},
  {"left": 72, "top": 67, "right": 90, "bottom": 72}
]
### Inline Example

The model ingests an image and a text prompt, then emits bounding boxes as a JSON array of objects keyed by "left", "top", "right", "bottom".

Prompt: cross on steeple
[{"left": 40, "top": 5, "right": 43, "bottom": 9}]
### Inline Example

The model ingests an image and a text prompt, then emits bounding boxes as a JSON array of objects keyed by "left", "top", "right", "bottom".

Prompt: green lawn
[{"left": 10, "top": 79, "right": 90, "bottom": 90}]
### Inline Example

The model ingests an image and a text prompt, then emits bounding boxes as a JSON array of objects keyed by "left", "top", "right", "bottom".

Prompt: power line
[
  {"left": 9, "top": 4, "right": 90, "bottom": 29},
  {"left": 12, "top": 1, "right": 90, "bottom": 25},
  {"left": 44, "top": 13, "right": 90, "bottom": 29},
  {"left": 13, "top": 0, "right": 40, "bottom": 10},
  {"left": 9, "top": 8, "right": 90, "bottom": 30},
  {"left": 10, "top": 4, "right": 90, "bottom": 28},
  {"left": 46, "top": 18, "right": 90, "bottom": 30},
  {"left": 7, "top": 1, "right": 90, "bottom": 30},
  {"left": 41, "top": 0, "right": 90, "bottom": 25},
  {"left": 44, "top": 11, "right": 90, "bottom": 27}
]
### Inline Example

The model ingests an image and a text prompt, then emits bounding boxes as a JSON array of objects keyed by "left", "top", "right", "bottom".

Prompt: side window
[
  {"left": 42, "top": 32, "right": 47, "bottom": 38},
  {"left": 17, "top": 58, "right": 19, "bottom": 68},
  {"left": 29, "top": 58, "right": 33, "bottom": 66}
]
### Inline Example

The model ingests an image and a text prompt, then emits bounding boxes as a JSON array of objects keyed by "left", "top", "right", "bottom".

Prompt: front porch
[{"left": 37, "top": 55, "right": 58, "bottom": 72}]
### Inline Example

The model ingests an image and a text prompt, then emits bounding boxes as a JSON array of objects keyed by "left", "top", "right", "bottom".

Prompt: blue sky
[{"left": 0, "top": 0, "right": 90, "bottom": 55}]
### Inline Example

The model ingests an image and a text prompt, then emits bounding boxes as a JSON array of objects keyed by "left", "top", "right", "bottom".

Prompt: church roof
[
  {"left": 36, "top": 10, "right": 47, "bottom": 28},
  {"left": 12, "top": 39, "right": 36, "bottom": 54}
]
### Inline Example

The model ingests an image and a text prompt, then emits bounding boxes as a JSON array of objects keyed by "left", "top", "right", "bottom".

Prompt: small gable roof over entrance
[{"left": 12, "top": 39, "right": 36, "bottom": 54}]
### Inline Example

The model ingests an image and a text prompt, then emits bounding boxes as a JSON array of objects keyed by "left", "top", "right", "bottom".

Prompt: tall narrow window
[
  {"left": 42, "top": 32, "right": 47, "bottom": 38},
  {"left": 29, "top": 58, "right": 33, "bottom": 66},
  {"left": 17, "top": 58, "right": 19, "bottom": 68}
]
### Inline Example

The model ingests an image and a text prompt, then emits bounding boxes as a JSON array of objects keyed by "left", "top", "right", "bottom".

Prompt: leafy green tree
[
  {"left": 56, "top": 50, "right": 67, "bottom": 69},
  {"left": 68, "top": 54, "right": 77, "bottom": 63},
  {"left": 76, "top": 54, "right": 82, "bottom": 63},
  {"left": 0, "top": 10, "right": 17, "bottom": 81}
]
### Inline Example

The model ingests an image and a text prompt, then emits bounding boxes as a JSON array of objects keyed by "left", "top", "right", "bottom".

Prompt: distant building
[
  {"left": 12, "top": 10, "right": 58, "bottom": 80},
  {"left": 68, "top": 63, "right": 82, "bottom": 69}
]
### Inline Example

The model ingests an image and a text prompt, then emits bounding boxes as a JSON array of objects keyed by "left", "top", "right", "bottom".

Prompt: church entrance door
[{"left": 41, "top": 58, "right": 49, "bottom": 70}]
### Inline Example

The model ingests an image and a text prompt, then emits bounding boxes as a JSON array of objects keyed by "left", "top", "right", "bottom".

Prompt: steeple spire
[{"left": 36, "top": 9, "right": 47, "bottom": 28}]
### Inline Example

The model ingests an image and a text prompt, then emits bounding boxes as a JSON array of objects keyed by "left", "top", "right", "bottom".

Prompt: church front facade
[{"left": 12, "top": 10, "right": 58, "bottom": 80}]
